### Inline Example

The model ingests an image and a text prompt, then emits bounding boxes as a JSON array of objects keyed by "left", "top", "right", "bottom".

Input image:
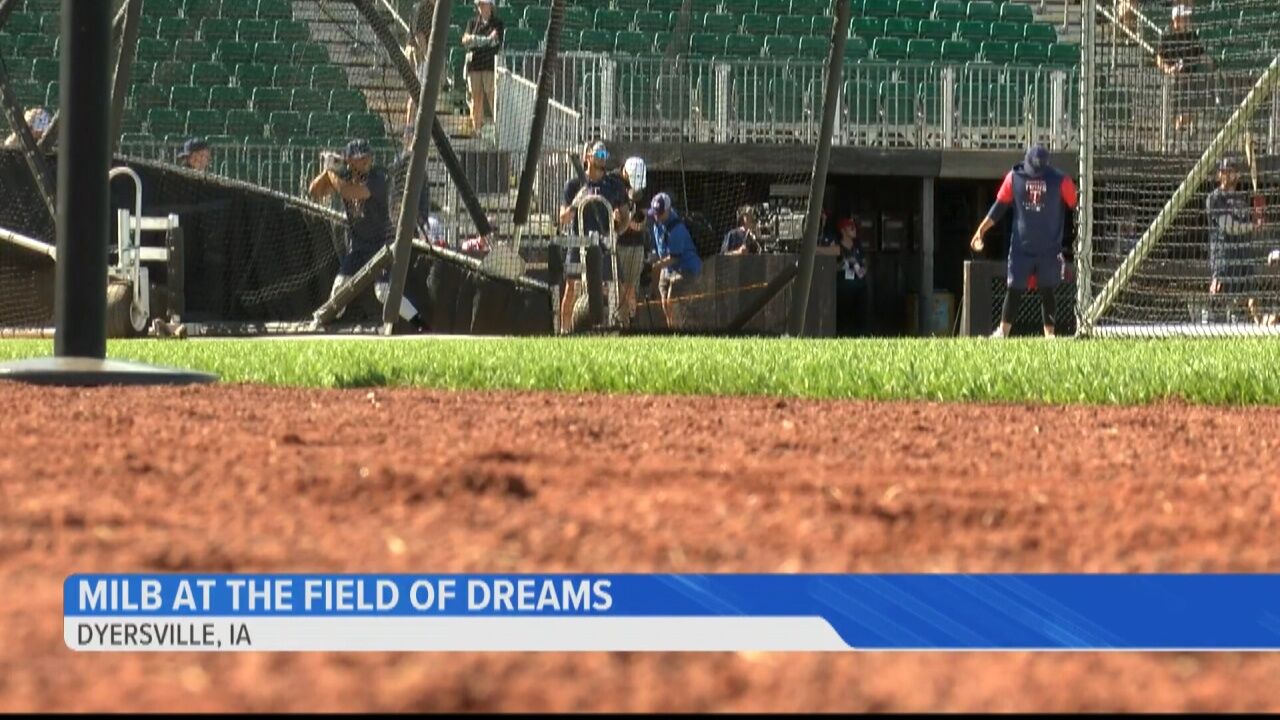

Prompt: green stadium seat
[
  {"left": 200, "top": 18, "right": 238, "bottom": 43},
  {"left": 615, "top": 0, "right": 649, "bottom": 10},
  {"left": 843, "top": 36, "right": 869, "bottom": 59},
  {"left": 703, "top": 14, "right": 737, "bottom": 34},
  {"left": 175, "top": 39, "right": 213, "bottom": 62},
  {"left": 238, "top": 19, "right": 275, "bottom": 43},
  {"left": 881, "top": 81, "right": 914, "bottom": 125},
  {"left": 764, "top": 34, "right": 800, "bottom": 58},
  {"left": 652, "top": 31, "right": 672, "bottom": 53},
  {"left": 811, "top": 15, "right": 835, "bottom": 35},
  {"left": 1013, "top": 40, "right": 1048, "bottom": 65},
  {"left": 850, "top": 17, "right": 883, "bottom": 38},
  {"left": 578, "top": 29, "right": 614, "bottom": 52},
  {"left": 120, "top": 109, "right": 145, "bottom": 133},
  {"left": 293, "top": 41, "right": 329, "bottom": 64},
  {"left": 907, "top": 38, "right": 942, "bottom": 61},
  {"left": 1000, "top": 2, "right": 1034, "bottom": 24},
  {"left": 503, "top": 28, "right": 539, "bottom": 51},
  {"left": 615, "top": 68, "right": 651, "bottom": 117},
  {"left": 306, "top": 111, "right": 344, "bottom": 138},
  {"left": 933, "top": 0, "right": 967, "bottom": 21},
  {"left": 138, "top": 37, "right": 176, "bottom": 62},
  {"left": 6, "top": 12, "right": 40, "bottom": 36},
  {"left": 1023, "top": 23, "right": 1057, "bottom": 44},
  {"left": 990, "top": 21, "right": 1024, "bottom": 42},
  {"left": 186, "top": 109, "right": 226, "bottom": 135},
  {"left": 143, "top": 0, "right": 181, "bottom": 17},
  {"left": 328, "top": 88, "right": 366, "bottom": 113},
  {"left": 689, "top": 0, "right": 721, "bottom": 13},
  {"left": 1, "top": 56, "right": 32, "bottom": 83},
  {"left": 897, "top": 0, "right": 932, "bottom": 19},
  {"left": 221, "top": 0, "right": 258, "bottom": 19},
  {"left": 254, "top": 41, "right": 290, "bottom": 65},
  {"left": 918, "top": 18, "right": 953, "bottom": 39},
  {"left": 130, "top": 60, "right": 156, "bottom": 84},
  {"left": 30, "top": 57, "right": 58, "bottom": 84},
  {"left": 158, "top": 17, "right": 192, "bottom": 40},
  {"left": 267, "top": 110, "right": 303, "bottom": 139},
  {"left": 723, "top": 0, "right": 758, "bottom": 14},
  {"left": 251, "top": 86, "right": 289, "bottom": 112},
  {"left": 885, "top": 18, "right": 918, "bottom": 38},
  {"left": 170, "top": 85, "right": 210, "bottom": 111},
  {"left": 654, "top": 73, "right": 688, "bottom": 121},
  {"left": 941, "top": 38, "right": 978, "bottom": 62},
  {"left": 777, "top": 16, "right": 811, "bottom": 36},
  {"left": 594, "top": 9, "right": 632, "bottom": 31},
  {"left": 10, "top": 79, "right": 42, "bottom": 105},
  {"left": 310, "top": 65, "right": 345, "bottom": 90},
  {"left": 645, "top": 0, "right": 682, "bottom": 11},
  {"left": 791, "top": 0, "right": 828, "bottom": 16},
  {"left": 224, "top": 108, "right": 264, "bottom": 138},
  {"left": 523, "top": 6, "right": 551, "bottom": 32},
  {"left": 17, "top": 33, "right": 54, "bottom": 58},
  {"left": 256, "top": 0, "right": 293, "bottom": 21},
  {"left": 674, "top": 11, "right": 705, "bottom": 32},
  {"left": 43, "top": 81, "right": 58, "bottom": 109},
  {"left": 234, "top": 62, "right": 272, "bottom": 87},
  {"left": 274, "top": 19, "right": 309, "bottom": 44},
  {"left": 1047, "top": 42, "right": 1079, "bottom": 66},
  {"left": 724, "top": 34, "right": 764, "bottom": 57},
  {"left": 769, "top": 76, "right": 805, "bottom": 124},
  {"left": 147, "top": 109, "right": 187, "bottom": 136},
  {"left": 191, "top": 61, "right": 229, "bottom": 86},
  {"left": 273, "top": 64, "right": 310, "bottom": 87},
  {"left": 135, "top": 15, "right": 161, "bottom": 39},
  {"left": 633, "top": 11, "right": 669, "bottom": 32},
  {"left": 25, "top": 0, "right": 62, "bottom": 12},
  {"left": 346, "top": 112, "right": 386, "bottom": 139},
  {"left": 754, "top": 0, "right": 790, "bottom": 14},
  {"left": 966, "top": 1, "right": 999, "bottom": 22},
  {"left": 689, "top": 32, "right": 723, "bottom": 57},
  {"left": 217, "top": 40, "right": 255, "bottom": 64},
  {"left": 38, "top": 13, "right": 60, "bottom": 36},
  {"left": 183, "top": 0, "right": 223, "bottom": 20},
  {"left": 872, "top": 36, "right": 907, "bottom": 60},
  {"left": 956, "top": 20, "right": 989, "bottom": 41},
  {"left": 979, "top": 40, "right": 1013, "bottom": 63},
  {"left": 121, "top": 132, "right": 153, "bottom": 147},
  {"left": 863, "top": 0, "right": 898, "bottom": 18},
  {"left": 131, "top": 84, "right": 171, "bottom": 111},
  {"left": 209, "top": 85, "right": 249, "bottom": 109},
  {"left": 564, "top": 6, "right": 592, "bottom": 29},
  {"left": 798, "top": 35, "right": 830, "bottom": 60},
  {"left": 290, "top": 87, "right": 327, "bottom": 112},
  {"left": 742, "top": 13, "right": 775, "bottom": 35},
  {"left": 614, "top": 31, "right": 651, "bottom": 54}
]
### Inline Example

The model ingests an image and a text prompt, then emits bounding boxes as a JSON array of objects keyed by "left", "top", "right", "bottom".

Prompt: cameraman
[
  {"left": 721, "top": 205, "right": 761, "bottom": 255},
  {"left": 309, "top": 139, "right": 427, "bottom": 331},
  {"left": 612, "top": 156, "right": 648, "bottom": 327},
  {"left": 558, "top": 140, "right": 629, "bottom": 332}
]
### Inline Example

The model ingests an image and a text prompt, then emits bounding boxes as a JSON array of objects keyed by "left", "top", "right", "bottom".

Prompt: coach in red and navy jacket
[{"left": 970, "top": 144, "right": 1079, "bottom": 338}]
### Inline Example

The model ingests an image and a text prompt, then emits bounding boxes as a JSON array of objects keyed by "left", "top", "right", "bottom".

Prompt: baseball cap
[
  {"left": 26, "top": 107, "right": 50, "bottom": 133},
  {"left": 1218, "top": 157, "right": 1239, "bottom": 172},
  {"left": 650, "top": 192, "right": 672, "bottom": 216},
  {"left": 1024, "top": 144, "right": 1050, "bottom": 176},
  {"left": 344, "top": 138, "right": 372, "bottom": 158},
  {"left": 1172, "top": 4, "right": 1192, "bottom": 18},
  {"left": 838, "top": 216, "right": 857, "bottom": 232},
  {"left": 623, "top": 156, "right": 647, "bottom": 191},
  {"left": 585, "top": 140, "right": 609, "bottom": 163},
  {"left": 177, "top": 136, "right": 209, "bottom": 158}
]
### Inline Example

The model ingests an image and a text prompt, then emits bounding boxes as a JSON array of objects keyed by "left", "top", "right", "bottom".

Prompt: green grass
[{"left": 1, "top": 337, "right": 1279, "bottom": 405}]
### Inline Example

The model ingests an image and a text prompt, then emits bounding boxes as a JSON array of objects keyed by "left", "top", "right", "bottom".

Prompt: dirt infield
[{"left": 3, "top": 384, "right": 1280, "bottom": 712}]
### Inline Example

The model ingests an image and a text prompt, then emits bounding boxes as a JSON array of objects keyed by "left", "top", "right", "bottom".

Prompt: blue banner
[{"left": 63, "top": 574, "right": 1280, "bottom": 651}]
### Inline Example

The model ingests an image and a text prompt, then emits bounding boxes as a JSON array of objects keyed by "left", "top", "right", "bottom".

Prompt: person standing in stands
[
  {"left": 177, "top": 137, "right": 212, "bottom": 173},
  {"left": 461, "top": 0, "right": 504, "bottom": 139},
  {"left": 1156, "top": 3, "right": 1209, "bottom": 145}
]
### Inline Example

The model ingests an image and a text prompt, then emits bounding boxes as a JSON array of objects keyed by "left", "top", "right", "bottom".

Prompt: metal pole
[
  {"left": 511, "top": 0, "right": 566, "bottom": 246},
  {"left": 786, "top": 0, "right": 849, "bottom": 336},
  {"left": 919, "top": 177, "right": 935, "bottom": 336},
  {"left": 55, "top": 0, "right": 111, "bottom": 359},
  {"left": 382, "top": 0, "right": 452, "bottom": 334},
  {"left": 108, "top": 0, "right": 142, "bottom": 156},
  {"left": 1076, "top": 0, "right": 1097, "bottom": 336}
]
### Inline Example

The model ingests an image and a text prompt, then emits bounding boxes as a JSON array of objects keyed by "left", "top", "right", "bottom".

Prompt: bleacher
[{"left": 0, "top": 0, "right": 393, "bottom": 164}]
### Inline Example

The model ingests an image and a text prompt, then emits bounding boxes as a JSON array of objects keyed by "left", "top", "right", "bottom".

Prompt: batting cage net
[{"left": 1079, "top": 0, "right": 1280, "bottom": 337}]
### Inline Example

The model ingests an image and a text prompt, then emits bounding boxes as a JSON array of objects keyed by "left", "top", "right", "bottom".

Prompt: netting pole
[
  {"left": 1081, "top": 56, "right": 1280, "bottom": 330},
  {"left": 39, "top": 1, "right": 129, "bottom": 153},
  {"left": 382, "top": 0, "right": 451, "bottom": 334},
  {"left": 786, "top": 0, "right": 849, "bottom": 337},
  {"left": 511, "top": 0, "right": 566, "bottom": 251},
  {"left": 1076, "top": 0, "right": 1096, "bottom": 336},
  {"left": 350, "top": 0, "right": 493, "bottom": 237},
  {"left": 108, "top": 0, "right": 142, "bottom": 156}
]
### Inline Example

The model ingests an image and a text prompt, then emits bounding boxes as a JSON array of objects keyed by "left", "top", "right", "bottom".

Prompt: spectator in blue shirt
[{"left": 649, "top": 192, "right": 701, "bottom": 330}]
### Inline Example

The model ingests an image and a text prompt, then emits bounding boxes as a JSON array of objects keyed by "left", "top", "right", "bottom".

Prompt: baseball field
[{"left": 4, "top": 336, "right": 1280, "bottom": 711}]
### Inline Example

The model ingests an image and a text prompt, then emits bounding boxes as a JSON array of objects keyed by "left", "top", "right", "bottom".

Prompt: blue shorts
[{"left": 1007, "top": 252, "right": 1063, "bottom": 291}]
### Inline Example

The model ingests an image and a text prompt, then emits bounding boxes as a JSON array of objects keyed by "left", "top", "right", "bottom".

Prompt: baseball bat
[{"left": 1246, "top": 130, "right": 1265, "bottom": 225}]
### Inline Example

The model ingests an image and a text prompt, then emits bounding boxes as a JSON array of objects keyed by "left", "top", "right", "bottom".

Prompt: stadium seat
[
  {"left": 689, "top": 33, "right": 723, "bottom": 57},
  {"left": 777, "top": 16, "right": 811, "bottom": 36},
  {"left": 273, "top": 65, "right": 310, "bottom": 87},
  {"left": 170, "top": 85, "right": 211, "bottom": 111},
  {"left": 764, "top": 34, "right": 800, "bottom": 58},
  {"left": 147, "top": 109, "right": 187, "bottom": 136},
  {"left": 907, "top": 38, "right": 942, "bottom": 61},
  {"left": 850, "top": 18, "right": 883, "bottom": 38},
  {"left": 594, "top": 9, "right": 632, "bottom": 31},
  {"left": 131, "top": 84, "right": 171, "bottom": 111},
  {"left": 257, "top": 0, "right": 293, "bottom": 21},
  {"left": 967, "top": 1, "right": 1000, "bottom": 22},
  {"left": 723, "top": 0, "right": 759, "bottom": 14},
  {"left": 130, "top": 61, "right": 156, "bottom": 85},
  {"left": 290, "top": 87, "right": 327, "bottom": 112},
  {"left": 30, "top": 57, "right": 58, "bottom": 84},
  {"left": 753, "top": 0, "right": 789, "bottom": 14},
  {"left": 918, "top": 18, "right": 953, "bottom": 40},
  {"left": 234, "top": 62, "right": 272, "bottom": 87},
  {"left": 186, "top": 109, "right": 226, "bottom": 135},
  {"left": 648, "top": 0, "right": 686, "bottom": 12},
  {"left": 979, "top": 40, "right": 1013, "bottom": 63},
  {"left": 137, "top": 16, "right": 163, "bottom": 39},
  {"left": 0, "top": 56, "right": 32, "bottom": 83},
  {"left": 217, "top": 40, "right": 255, "bottom": 64},
  {"left": 523, "top": 6, "right": 551, "bottom": 32},
  {"left": 844, "top": 78, "right": 877, "bottom": 125},
  {"left": 897, "top": 0, "right": 932, "bottom": 19},
  {"left": 1023, "top": 23, "right": 1057, "bottom": 44},
  {"left": 1013, "top": 41, "right": 1049, "bottom": 65},
  {"left": 703, "top": 14, "right": 737, "bottom": 34},
  {"left": 863, "top": 0, "right": 898, "bottom": 18},
  {"left": 267, "top": 110, "right": 304, "bottom": 140},
  {"left": 346, "top": 112, "right": 386, "bottom": 139},
  {"left": 769, "top": 76, "right": 805, "bottom": 124},
  {"left": 1000, "top": 2, "right": 1034, "bottom": 24},
  {"left": 220, "top": 0, "right": 257, "bottom": 19},
  {"left": 183, "top": 0, "right": 223, "bottom": 20},
  {"left": 689, "top": 0, "right": 721, "bottom": 13},
  {"left": 121, "top": 132, "right": 153, "bottom": 147},
  {"left": 634, "top": 11, "right": 670, "bottom": 32},
  {"left": 192, "top": 61, "right": 230, "bottom": 86},
  {"left": 990, "top": 21, "right": 1024, "bottom": 42},
  {"left": 200, "top": 18, "right": 238, "bottom": 43},
  {"left": 238, "top": 19, "right": 275, "bottom": 43},
  {"left": 274, "top": 20, "right": 309, "bottom": 44},
  {"left": 251, "top": 86, "right": 290, "bottom": 112},
  {"left": 564, "top": 6, "right": 592, "bottom": 29},
  {"left": 798, "top": 35, "right": 830, "bottom": 60},
  {"left": 328, "top": 88, "right": 367, "bottom": 114},
  {"left": 741, "top": 14, "right": 775, "bottom": 35},
  {"left": 293, "top": 41, "right": 329, "bottom": 64},
  {"left": 872, "top": 36, "right": 908, "bottom": 60},
  {"left": 615, "top": 68, "right": 651, "bottom": 116},
  {"left": 139, "top": 37, "right": 178, "bottom": 62},
  {"left": 885, "top": 18, "right": 918, "bottom": 38},
  {"left": 653, "top": 31, "right": 673, "bottom": 53},
  {"left": 158, "top": 18, "right": 192, "bottom": 41},
  {"left": 941, "top": 38, "right": 979, "bottom": 62},
  {"left": 614, "top": 31, "right": 651, "bottom": 55},
  {"left": 15, "top": 33, "right": 53, "bottom": 58},
  {"left": 503, "top": 28, "right": 540, "bottom": 51},
  {"left": 956, "top": 20, "right": 990, "bottom": 42},
  {"left": 9, "top": 79, "right": 42, "bottom": 106},
  {"left": 5, "top": 12, "right": 40, "bottom": 36},
  {"left": 143, "top": 0, "right": 181, "bottom": 17},
  {"left": 310, "top": 65, "right": 346, "bottom": 90},
  {"left": 1047, "top": 42, "right": 1079, "bottom": 66},
  {"left": 209, "top": 85, "right": 249, "bottom": 110},
  {"left": 843, "top": 36, "right": 869, "bottom": 60},
  {"left": 724, "top": 34, "right": 764, "bottom": 57},
  {"left": 811, "top": 15, "right": 835, "bottom": 35},
  {"left": 578, "top": 30, "right": 614, "bottom": 52},
  {"left": 224, "top": 108, "right": 264, "bottom": 138},
  {"left": 43, "top": 81, "right": 58, "bottom": 109},
  {"left": 175, "top": 39, "right": 213, "bottom": 63},
  {"left": 615, "top": 0, "right": 649, "bottom": 10},
  {"left": 791, "top": 0, "right": 828, "bottom": 16},
  {"left": 306, "top": 111, "right": 344, "bottom": 138},
  {"left": 933, "top": 0, "right": 968, "bottom": 22},
  {"left": 254, "top": 41, "right": 290, "bottom": 65}
]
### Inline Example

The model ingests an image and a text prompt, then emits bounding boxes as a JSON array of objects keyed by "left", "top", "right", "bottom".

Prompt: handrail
[{"left": 1097, "top": 0, "right": 1161, "bottom": 58}]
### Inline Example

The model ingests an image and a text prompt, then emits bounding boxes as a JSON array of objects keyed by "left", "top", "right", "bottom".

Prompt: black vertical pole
[
  {"left": 55, "top": 0, "right": 110, "bottom": 359},
  {"left": 787, "top": 0, "right": 850, "bottom": 336},
  {"left": 511, "top": 0, "right": 566, "bottom": 242}
]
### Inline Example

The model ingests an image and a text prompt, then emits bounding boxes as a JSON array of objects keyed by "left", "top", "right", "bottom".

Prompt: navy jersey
[
  {"left": 989, "top": 163, "right": 1079, "bottom": 256},
  {"left": 341, "top": 165, "right": 392, "bottom": 248},
  {"left": 1206, "top": 187, "right": 1254, "bottom": 274},
  {"left": 562, "top": 173, "right": 629, "bottom": 236}
]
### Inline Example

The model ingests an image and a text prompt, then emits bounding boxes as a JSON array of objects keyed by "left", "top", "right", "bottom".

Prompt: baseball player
[
  {"left": 1207, "top": 157, "right": 1269, "bottom": 322},
  {"left": 309, "top": 139, "right": 428, "bottom": 331},
  {"left": 971, "top": 144, "right": 1079, "bottom": 338}
]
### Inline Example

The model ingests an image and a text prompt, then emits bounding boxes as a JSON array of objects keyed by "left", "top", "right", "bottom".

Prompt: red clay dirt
[{"left": 3, "top": 384, "right": 1280, "bottom": 712}]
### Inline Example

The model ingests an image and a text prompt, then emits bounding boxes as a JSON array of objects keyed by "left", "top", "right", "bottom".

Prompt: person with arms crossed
[
  {"left": 460, "top": 0, "right": 504, "bottom": 139},
  {"left": 611, "top": 156, "right": 650, "bottom": 328},
  {"left": 558, "top": 140, "right": 629, "bottom": 332},
  {"left": 649, "top": 192, "right": 702, "bottom": 331},
  {"left": 309, "top": 139, "right": 428, "bottom": 331},
  {"left": 971, "top": 144, "right": 1078, "bottom": 338}
]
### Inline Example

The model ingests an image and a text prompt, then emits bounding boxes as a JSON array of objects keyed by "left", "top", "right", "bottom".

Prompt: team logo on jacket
[{"left": 1025, "top": 179, "right": 1047, "bottom": 210}]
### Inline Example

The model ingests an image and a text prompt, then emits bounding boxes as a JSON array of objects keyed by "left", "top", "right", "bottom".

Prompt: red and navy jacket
[{"left": 987, "top": 163, "right": 1079, "bottom": 257}]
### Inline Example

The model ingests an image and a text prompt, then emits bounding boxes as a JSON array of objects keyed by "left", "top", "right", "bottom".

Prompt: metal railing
[{"left": 500, "top": 52, "right": 1081, "bottom": 150}]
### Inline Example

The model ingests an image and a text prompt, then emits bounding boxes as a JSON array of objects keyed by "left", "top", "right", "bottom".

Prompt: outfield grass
[{"left": 0, "top": 337, "right": 1278, "bottom": 405}]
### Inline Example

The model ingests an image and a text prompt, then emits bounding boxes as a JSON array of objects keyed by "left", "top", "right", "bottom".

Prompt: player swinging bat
[{"left": 1205, "top": 156, "right": 1270, "bottom": 323}]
